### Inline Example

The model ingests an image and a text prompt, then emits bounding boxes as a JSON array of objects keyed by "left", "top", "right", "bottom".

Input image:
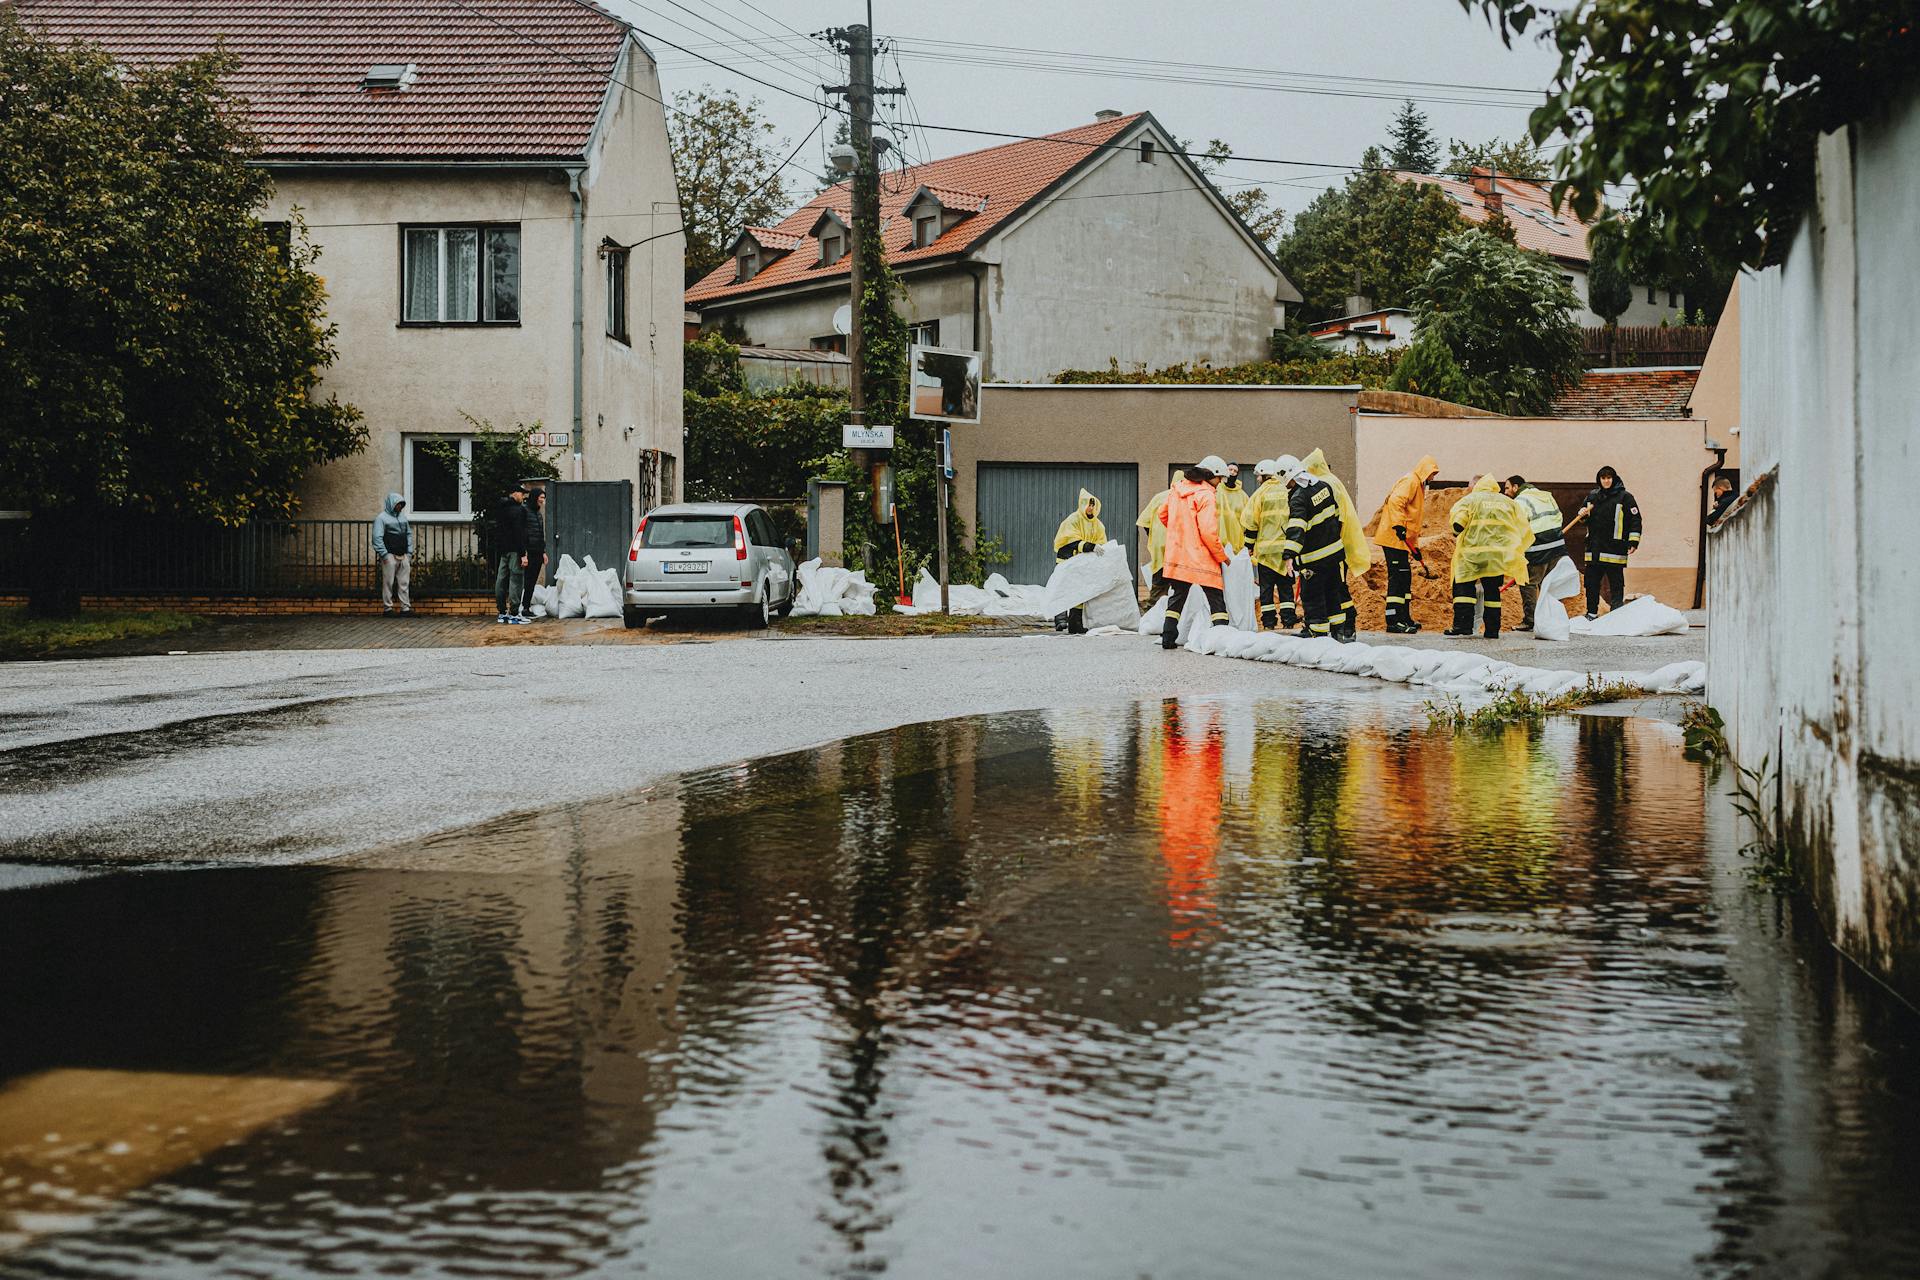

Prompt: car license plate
[{"left": 664, "top": 561, "right": 710, "bottom": 574}]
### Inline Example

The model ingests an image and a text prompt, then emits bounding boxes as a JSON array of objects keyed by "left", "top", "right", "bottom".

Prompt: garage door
[{"left": 977, "top": 463, "right": 1139, "bottom": 589}]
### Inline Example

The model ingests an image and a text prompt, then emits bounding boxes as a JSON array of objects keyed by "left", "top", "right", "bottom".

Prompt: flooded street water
[{"left": 3, "top": 696, "right": 1918, "bottom": 1278}]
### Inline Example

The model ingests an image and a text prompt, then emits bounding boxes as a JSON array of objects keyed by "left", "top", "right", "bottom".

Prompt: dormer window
[
  {"left": 361, "top": 62, "right": 418, "bottom": 91},
  {"left": 913, "top": 214, "right": 938, "bottom": 249},
  {"left": 819, "top": 229, "right": 845, "bottom": 265},
  {"left": 736, "top": 244, "right": 759, "bottom": 283}
]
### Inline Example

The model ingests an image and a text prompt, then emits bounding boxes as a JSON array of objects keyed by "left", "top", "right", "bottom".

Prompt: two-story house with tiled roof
[
  {"left": 1390, "top": 167, "right": 1676, "bottom": 328},
  {"left": 18, "top": 0, "right": 683, "bottom": 523},
  {"left": 686, "top": 111, "right": 1303, "bottom": 382}
]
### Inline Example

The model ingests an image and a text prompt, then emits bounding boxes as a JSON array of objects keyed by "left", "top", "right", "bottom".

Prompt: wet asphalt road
[{"left": 0, "top": 628, "right": 1702, "bottom": 869}]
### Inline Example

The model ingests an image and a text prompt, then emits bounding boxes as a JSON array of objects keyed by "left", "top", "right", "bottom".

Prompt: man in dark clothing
[
  {"left": 1569, "top": 465, "right": 1641, "bottom": 619},
  {"left": 520, "top": 488, "right": 548, "bottom": 618},
  {"left": 1707, "top": 474, "right": 1736, "bottom": 527},
  {"left": 1283, "top": 460, "right": 1353, "bottom": 642},
  {"left": 492, "top": 483, "right": 532, "bottom": 624},
  {"left": 1503, "top": 475, "right": 1566, "bottom": 631}
]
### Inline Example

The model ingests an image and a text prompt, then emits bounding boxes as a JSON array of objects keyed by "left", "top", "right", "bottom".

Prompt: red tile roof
[
  {"left": 741, "top": 227, "right": 805, "bottom": 253},
  {"left": 1391, "top": 168, "right": 1595, "bottom": 266},
  {"left": 14, "top": 0, "right": 629, "bottom": 161},
  {"left": 1551, "top": 367, "right": 1701, "bottom": 419},
  {"left": 686, "top": 113, "right": 1146, "bottom": 306}
]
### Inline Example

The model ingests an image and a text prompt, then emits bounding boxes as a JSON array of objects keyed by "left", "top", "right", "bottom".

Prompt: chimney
[
  {"left": 1345, "top": 293, "right": 1373, "bottom": 318},
  {"left": 1094, "top": 108, "right": 1123, "bottom": 120},
  {"left": 1470, "top": 165, "right": 1504, "bottom": 215}
]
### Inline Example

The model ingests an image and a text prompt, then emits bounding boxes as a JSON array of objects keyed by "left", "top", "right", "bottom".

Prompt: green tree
[
  {"left": 0, "top": 16, "right": 363, "bottom": 615},
  {"left": 1190, "top": 139, "right": 1284, "bottom": 249},
  {"left": 1275, "top": 148, "right": 1469, "bottom": 320},
  {"left": 1585, "top": 218, "right": 1634, "bottom": 326},
  {"left": 668, "top": 87, "right": 792, "bottom": 287},
  {"left": 1389, "top": 229, "right": 1584, "bottom": 413},
  {"left": 1444, "top": 136, "right": 1549, "bottom": 180},
  {"left": 1457, "top": 0, "right": 1920, "bottom": 269},
  {"left": 1386, "top": 100, "right": 1440, "bottom": 172}
]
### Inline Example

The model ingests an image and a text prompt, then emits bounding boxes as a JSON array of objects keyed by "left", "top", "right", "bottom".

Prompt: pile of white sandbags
[
  {"left": 790, "top": 558, "right": 878, "bottom": 617},
  {"left": 531, "top": 554, "right": 622, "bottom": 620},
  {"left": 1041, "top": 541, "right": 1140, "bottom": 630},
  {"left": 1569, "top": 594, "right": 1690, "bottom": 637},
  {"left": 898, "top": 568, "right": 1051, "bottom": 619}
]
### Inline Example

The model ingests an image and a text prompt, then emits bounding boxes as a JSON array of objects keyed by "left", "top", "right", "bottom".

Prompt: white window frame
[
  {"left": 402, "top": 434, "right": 476, "bottom": 522},
  {"left": 913, "top": 214, "right": 938, "bottom": 248},
  {"left": 402, "top": 224, "right": 520, "bottom": 325}
]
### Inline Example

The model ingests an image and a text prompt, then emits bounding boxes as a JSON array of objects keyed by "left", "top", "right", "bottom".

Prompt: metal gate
[
  {"left": 548, "top": 480, "right": 633, "bottom": 575},
  {"left": 977, "top": 463, "right": 1138, "bottom": 588}
]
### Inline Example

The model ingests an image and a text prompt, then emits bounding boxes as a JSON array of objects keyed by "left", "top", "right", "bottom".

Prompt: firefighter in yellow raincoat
[
  {"left": 1241, "top": 457, "right": 1298, "bottom": 630},
  {"left": 1300, "top": 448, "right": 1371, "bottom": 636},
  {"left": 1216, "top": 464, "right": 1249, "bottom": 553},
  {"left": 1053, "top": 488, "right": 1107, "bottom": 634},
  {"left": 1136, "top": 489, "right": 1170, "bottom": 605},
  {"left": 1445, "top": 474, "right": 1533, "bottom": 639}
]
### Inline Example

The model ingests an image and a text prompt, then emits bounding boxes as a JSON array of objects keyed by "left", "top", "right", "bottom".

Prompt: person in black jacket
[
  {"left": 492, "top": 482, "right": 532, "bottom": 624},
  {"left": 1707, "top": 474, "right": 1736, "bottom": 527},
  {"left": 1569, "top": 465, "right": 1641, "bottom": 619},
  {"left": 520, "top": 488, "right": 548, "bottom": 618}
]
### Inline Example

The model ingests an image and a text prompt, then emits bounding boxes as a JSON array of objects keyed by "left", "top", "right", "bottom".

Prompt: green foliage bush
[{"left": 1054, "top": 351, "right": 1399, "bottom": 388}]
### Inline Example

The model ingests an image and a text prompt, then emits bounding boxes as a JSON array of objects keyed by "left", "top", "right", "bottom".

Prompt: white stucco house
[
  {"left": 685, "top": 111, "right": 1303, "bottom": 382},
  {"left": 1391, "top": 168, "right": 1680, "bottom": 328},
  {"left": 19, "top": 0, "right": 685, "bottom": 524}
]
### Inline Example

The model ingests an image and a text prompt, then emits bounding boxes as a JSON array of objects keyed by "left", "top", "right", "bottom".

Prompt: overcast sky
[{"left": 608, "top": 0, "right": 1564, "bottom": 221}]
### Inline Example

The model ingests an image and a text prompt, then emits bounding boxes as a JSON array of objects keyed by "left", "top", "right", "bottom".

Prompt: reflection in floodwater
[{"left": 3, "top": 697, "right": 1919, "bottom": 1278}]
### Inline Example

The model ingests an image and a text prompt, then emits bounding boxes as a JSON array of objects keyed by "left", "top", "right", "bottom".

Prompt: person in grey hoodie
[{"left": 373, "top": 492, "right": 413, "bottom": 615}]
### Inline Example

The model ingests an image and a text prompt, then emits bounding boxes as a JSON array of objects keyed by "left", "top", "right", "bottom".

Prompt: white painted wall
[{"left": 1709, "top": 88, "right": 1920, "bottom": 1004}]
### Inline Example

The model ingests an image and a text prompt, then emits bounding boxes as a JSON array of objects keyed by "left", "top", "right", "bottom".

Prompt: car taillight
[
  {"left": 733, "top": 515, "right": 747, "bottom": 561},
  {"left": 629, "top": 517, "right": 646, "bottom": 561}
]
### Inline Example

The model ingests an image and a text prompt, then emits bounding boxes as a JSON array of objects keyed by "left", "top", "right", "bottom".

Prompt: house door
[
  {"left": 977, "top": 463, "right": 1138, "bottom": 588},
  {"left": 548, "top": 480, "right": 634, "bottom": 574}
]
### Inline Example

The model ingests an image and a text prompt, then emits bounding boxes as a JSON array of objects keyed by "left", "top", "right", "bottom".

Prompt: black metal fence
[{"left": 0, "top": 517, "right": 492, "bottom": 598}]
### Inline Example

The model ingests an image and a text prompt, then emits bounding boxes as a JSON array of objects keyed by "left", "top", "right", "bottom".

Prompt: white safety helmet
[
  {"left": 1253, "top": 458, "right": 1280, "bottom": 478},
  {"left": 1196, "top": 454, "right": 1230, "bottom": 478},
  {"left": 1273, "top": 453, "right": 1303, "bottom": 484}
]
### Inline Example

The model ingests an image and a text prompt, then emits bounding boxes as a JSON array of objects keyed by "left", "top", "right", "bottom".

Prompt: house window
[
  {"left": 1667, "top": 289, "right": 1679, "bottom": 308},
  {"left": 1139, "top": 139, "right": 1156, "bottom": 163},
  {"left": 907, "top": 319, "right": 940, "bottom": 348},
  {"left": 404, "top": 435, "right": 471, "bottom": 518},
  {"left": 737, "top": 245, "right": 759, "bottom": 283},
  {"left": 1646, "top": 285, "right": 1656, "bottom": 304},
  {"left": 914, "top": 214, "right": 938, "bottom": 248},
  {"left": 810, "top": 333, "right": 847, "bottom": 354},
  {"left": 819, "top": 230, "right": 845, "bottom": 265},
  {"left": 606, "top": 247, "right": 630, "bottom": 343},
  {"left": 402, "top": 225, "right": 519, "bottom": 324}
]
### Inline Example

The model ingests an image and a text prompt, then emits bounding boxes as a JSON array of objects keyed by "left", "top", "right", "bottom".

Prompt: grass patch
[
  {"left": 0, "top": 608, "right": 202, "bottom": 660},
  {"left": 774, "top": 611, "right": 1035, "bottom": 638},
  {"left": 1424, "top": 675, "right": 1651, "bottom": 731}
]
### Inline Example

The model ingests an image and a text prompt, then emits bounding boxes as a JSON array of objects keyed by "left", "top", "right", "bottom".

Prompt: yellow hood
[
  {"left": 1054, "top": 487, "right": 1108, "bottom": 552},
  {"left": 1302, "top": 449, "right": 1372, "bottom": 575}
]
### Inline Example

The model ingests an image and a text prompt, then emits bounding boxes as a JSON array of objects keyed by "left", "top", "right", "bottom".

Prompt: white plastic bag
[
  {"left": 791, "top": 558, "right": 879, "bottom": 617},
  {"left": 582, "top": 567, "right": 621, "bottom": 619},
  {"left": 1081, "top": 579, "right": 1141, "bottom": 631},
  {"left": 1043, "top": 542, "right": 1132, "bottom": 617},
  {"left": 1570, "top": 594, "right": 1689, "bottom": 637},
  {"left": 1223, "top": 551, "right": 1257, "bottom": 632},
  {"left": 1533, "top": 556, "right": 1580, "bottom": 642}
]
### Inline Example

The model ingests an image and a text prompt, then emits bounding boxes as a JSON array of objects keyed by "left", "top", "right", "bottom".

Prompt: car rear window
[{"left": 643, "top": 515, "right": 732, "bottom": 549}]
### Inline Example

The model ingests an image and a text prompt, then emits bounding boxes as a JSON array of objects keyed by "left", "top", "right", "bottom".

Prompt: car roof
[{"left": 648, "top": 502, "right": 756, "bottom": 516}]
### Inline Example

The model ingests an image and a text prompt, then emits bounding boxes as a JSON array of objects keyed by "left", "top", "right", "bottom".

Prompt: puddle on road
[{"left": 2, "top": 698, "right": 1918, "bottom": 1278}]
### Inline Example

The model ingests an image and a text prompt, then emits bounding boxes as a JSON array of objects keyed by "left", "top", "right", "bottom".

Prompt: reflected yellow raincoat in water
[
  {"left": 1216, "top": 477, "right": 1249, "bottom": 551},
  {"left": 1301, "top": 449, "right": 1371, "bottom": 575},
  {"left": 1241, "top": 477, "right": 1292, "bottom": 571},
  {"left": 1054, "top": 488, "right": 1107, "bottom": 557},
  {"left": 1448, "top": 475, "right": 1533, "bottom": 583},
  {"left": 1137, "top": 490, "right": 1170, "bottom": 575}
]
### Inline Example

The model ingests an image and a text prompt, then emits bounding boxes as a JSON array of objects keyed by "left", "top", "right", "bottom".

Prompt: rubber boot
[
  {"left": 1161, "top": 609, "right": 1181, "bottom": 650},
  {"left": 1483, "top": 605, "right": 1501, "bottom": 640},
  {"left": 1443, "top": 599, "right": 1474, "bottom": 637}
]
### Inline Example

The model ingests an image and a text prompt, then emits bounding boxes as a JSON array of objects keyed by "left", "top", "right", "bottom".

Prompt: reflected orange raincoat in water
[{"left": 1157, "top": 703, "right": 1223, "bottom": 948}]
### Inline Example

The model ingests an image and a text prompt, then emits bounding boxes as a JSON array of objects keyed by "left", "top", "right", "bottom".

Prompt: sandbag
[
  {"left": 1533, "top": 556, "right": 1580, "bottom": 642},
  {"left": 792, "top": 558, "right": 880, "bottom": 617},
  {"left": 1222, "top": 550, "right": 1258, "bottom": 631},
  {"left": 1080, "top": 579, "right": 1141, "bottom": 631},
  {"left": 1043, "top": 542, "right": 1132, "bottom": 617},
  {"left": 1570, "top": 595, "right": 1689, "bottom": 637},
  {"left": 582, "top": 567, "right": 621, "bottom": 619}
]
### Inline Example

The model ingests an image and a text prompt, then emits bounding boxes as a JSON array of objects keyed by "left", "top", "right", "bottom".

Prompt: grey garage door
[{"left": 977, "top": 463, "right": 1139, "bottom": 589}]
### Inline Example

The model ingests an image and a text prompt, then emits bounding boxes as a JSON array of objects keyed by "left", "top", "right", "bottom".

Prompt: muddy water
[{"left": 3, "top": 698, "right": 1918, "bottom": 1278}]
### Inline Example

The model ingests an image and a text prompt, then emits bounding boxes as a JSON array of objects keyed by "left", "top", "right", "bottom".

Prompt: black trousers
[
  {"left": 1161, "top": 579, "right": 1228, "bottom": 647},
  {"left": 1452, "top": 576, "right": 1505, "bottom": 637},
  {"left": 1299, "top": 562, "right": 1344, "bottom": 635},
  {"left": 521, "top": 548, "right": 546, "bottom": 614},
  {"left": 1586, "top": 559, "right": 1626, "bottom": 614},
  {"left": 1255, "top": 563, "right": 1297, "bottom": 628},
  {"left": 1382, "top": 548, "right": 1412, "bottom": 626}
]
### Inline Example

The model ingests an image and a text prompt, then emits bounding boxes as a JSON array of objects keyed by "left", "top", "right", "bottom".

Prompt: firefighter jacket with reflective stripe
[
  {"left": 1515, "top": 487, "right": 1566, "bottom": 562},
  {"left": 1241, "top": 478, "right": 1292, "bottom": 572},
  {"left": 1582, "top": 485, "right": 1642, "bottom": 564},
  {"left": 1285, "top": 477, "right": 1345, "bottom": 568}
]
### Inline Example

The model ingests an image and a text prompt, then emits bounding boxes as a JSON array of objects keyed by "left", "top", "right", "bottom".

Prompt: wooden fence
[{"left": 1581, "top": 325, "right": 1715, "bottom": 368}]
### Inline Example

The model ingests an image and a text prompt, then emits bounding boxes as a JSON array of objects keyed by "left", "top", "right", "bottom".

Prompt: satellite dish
[{"left": 832, "top": 304, "right": 852, "bottom": 336}]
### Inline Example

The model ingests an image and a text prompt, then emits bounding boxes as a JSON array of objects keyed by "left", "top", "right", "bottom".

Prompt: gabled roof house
[
  {"left": 688, "top": 111, "right": 1303, "bottom": 382},
  {"left": 17, "top": 0, "right": 685, "bottom": 525}
]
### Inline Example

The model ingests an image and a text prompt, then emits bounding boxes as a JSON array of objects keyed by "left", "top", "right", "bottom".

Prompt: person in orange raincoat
[
  {"left": 1371, "top": 454, "right": 1439, "bottom": 634},
  {"left": 1157, "top": 456, "right": 1232, "bottom": 650}
]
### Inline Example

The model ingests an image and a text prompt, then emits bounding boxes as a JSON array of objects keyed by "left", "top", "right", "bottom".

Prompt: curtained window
[{"left": 402, "top": 225, "right": 520, "bottom": 323}]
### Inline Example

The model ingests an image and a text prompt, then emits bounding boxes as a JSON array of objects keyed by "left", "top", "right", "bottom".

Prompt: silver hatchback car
[{"left": 622, "top": 502, "right": 797, "bottom": 628}]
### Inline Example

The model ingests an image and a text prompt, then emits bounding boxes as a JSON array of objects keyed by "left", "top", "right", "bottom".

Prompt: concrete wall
[
  {"left": 1563, "top": 265, "right": 1687, "bottom": 328},
  {"left": 1710, "top": 89, "right": 1920, "bottom": 1007},
  {"left": 958, "top": 384, "right": 1358, "bottom": 564},
  {"left": 1687, "top": 278, "right": 1741, "bottom": 463},
  {"left": 265, "top": 38, "right": 681, "bottom": 521},
  {"left": 1357, "top": 414, "right": 1717, "bottom": 606},
  {"left": 719, "top": 270, "right": 978, "bottom": 361}
]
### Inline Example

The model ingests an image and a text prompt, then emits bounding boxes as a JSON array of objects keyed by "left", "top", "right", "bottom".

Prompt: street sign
[
  {"left": 843, "top": 423, "right": 894, "bottom": 449},
  {"left": 941, "top": 428, "right": 954, "bottom": 480}
]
